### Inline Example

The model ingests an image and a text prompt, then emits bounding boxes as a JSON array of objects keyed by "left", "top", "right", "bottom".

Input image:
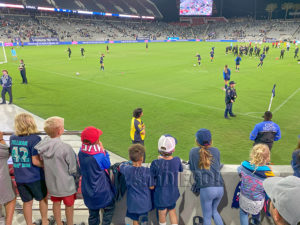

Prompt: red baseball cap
[{"left": 81, "top": 126, "right": 103, "bottom": 144}]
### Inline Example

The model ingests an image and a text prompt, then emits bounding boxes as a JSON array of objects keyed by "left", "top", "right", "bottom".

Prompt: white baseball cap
[
  {"left": 263, "top": 176, "right": 300, "bottom": 225},
  {"left": 158, "top": 134, "right": 177, "bottom": 154}
]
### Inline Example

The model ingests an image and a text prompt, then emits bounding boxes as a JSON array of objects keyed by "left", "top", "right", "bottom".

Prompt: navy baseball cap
[
  {"left": 229, "top": 81, "right": 236, "bottom": 85},
  {"left": 195, "top": 129, "right": 211, "bottom": 146}
]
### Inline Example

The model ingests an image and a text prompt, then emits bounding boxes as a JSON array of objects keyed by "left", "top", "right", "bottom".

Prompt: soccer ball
[
  {"left": 193, "top": 64, "right": 196, "bottom": 67},
  {"left": 76, "top": 72, "right": 80, "bottom": 75}
]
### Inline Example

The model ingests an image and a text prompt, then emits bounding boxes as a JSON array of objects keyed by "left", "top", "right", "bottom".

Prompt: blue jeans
[
  {"left": 88, "top": 202, "right": 115, "bottom": 225},
  {"left": 224, "top": 102, "right": 233, "bottom": 118},
  {"left": 240, "top": 209, "right": 260, "bottom": 225},
  {"left": 200, "top": 187, "right": 224, "bottom": 225}
]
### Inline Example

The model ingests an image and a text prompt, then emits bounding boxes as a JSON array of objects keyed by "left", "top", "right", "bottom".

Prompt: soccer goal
[{"left": 0, "top": 41, "right": 8, "bottom": 64}]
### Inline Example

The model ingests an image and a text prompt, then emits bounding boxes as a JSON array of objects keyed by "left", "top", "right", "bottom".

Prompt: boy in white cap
[
  {"left": 263, "top": 176, "right": 300, "bottom": 225},
  {"left": 150, "top": 134, "right": 183, "bottom": 225}
]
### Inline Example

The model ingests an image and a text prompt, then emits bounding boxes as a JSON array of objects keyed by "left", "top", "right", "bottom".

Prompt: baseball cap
[
  {"left": 263, "top": 111, "right": 272, "bottom": 120},
  {"left": 195, "top": 129, "right": 211, "bottom": 146},
  {"left": 158, "top": 134, "right": 177, "bottom": 153},
  {"left": 263, "top": 176, "right": 300, "bottom": 225},
  {"left": 229, "top": 81, "right": 236, "bottom": 85},
  {"left": 81, "top": 126, "right": 103, "bottom": 144}
]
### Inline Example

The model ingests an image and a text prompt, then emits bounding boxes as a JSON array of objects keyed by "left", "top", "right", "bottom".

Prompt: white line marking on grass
[
  {"left": 30, "top": 66, "right": 261, "bottom": 119},
  {"left": 245, "top": 112, "right": 265, "bottom": 115},
  {"left": 273, "top": 88, "right": 300, "bottom": 113}
]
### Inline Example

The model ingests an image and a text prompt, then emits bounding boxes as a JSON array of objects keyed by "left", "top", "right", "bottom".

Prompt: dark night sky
[{"left": 152, "top": 0, "right": 300, "bottom": 21}]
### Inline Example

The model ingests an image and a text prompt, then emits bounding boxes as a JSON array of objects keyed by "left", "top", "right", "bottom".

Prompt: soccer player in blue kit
[
  {"left": 100, "top": 54, "right": 105, "bottom": 71},
  {"left": 235, "top": 55, "right": 242, "bottom": 72},
  {"left": 196, "top": 53, "right": 201, "bottom": 65},
  {"left": 223, "top": 65, "right": 231, "bottom": 91},
  {"left": 257, "top": 52, "right": 266, "bottom": 68},
  {"left": 210, "top": 50, "right": 214, "bottom": 62}
]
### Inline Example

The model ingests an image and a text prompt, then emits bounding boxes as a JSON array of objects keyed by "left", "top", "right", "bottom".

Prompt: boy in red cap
[{"left": 78, "top": 126, "right": 115, "bottom": 225}]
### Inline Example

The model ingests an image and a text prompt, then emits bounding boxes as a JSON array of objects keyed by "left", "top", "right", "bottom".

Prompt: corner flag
[
  {"left": 268, "top": 84, "right": 276, "bottom": 111},
  {"left": 272, "top": 84, "right": 276, "bottom": 97}
]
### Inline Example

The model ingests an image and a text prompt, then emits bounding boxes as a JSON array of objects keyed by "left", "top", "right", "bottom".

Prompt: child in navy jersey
[
  {"left": 150, "top": 134, "right": 183, "bottom": 225},
  {"left": 9, "top": 113, "right": 48, "bottom": 225}
]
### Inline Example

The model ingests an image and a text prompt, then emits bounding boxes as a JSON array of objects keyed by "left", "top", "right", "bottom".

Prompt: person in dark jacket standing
[
  {"left": 224, "top": 81, "right": 237, "bottom": 119},
  {"left": 19, "top": 59, "right": 27, "bottom": 84},
  {"left": 78, "top": 126, "right": 115, "bottom": 225},
  {"left": 189, "top": 129, "right": 224, "bottom": 225},
  {"left": 1, "top": 70, "right": 13, "bottom": 104},
  {"left": 249, "top": 111, "right": 281, "bottom": 151}
]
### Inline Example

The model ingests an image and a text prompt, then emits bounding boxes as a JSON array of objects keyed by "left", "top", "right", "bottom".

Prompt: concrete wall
[
  {"left": 0, "top": 165, "right": 293, "bottom": 225},
  {"left": 111, "top": 164, "right": 293, "bottom": 225}
]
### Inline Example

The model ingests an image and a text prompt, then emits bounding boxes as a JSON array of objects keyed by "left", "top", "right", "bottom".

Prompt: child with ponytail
[
  {"left": 189, "top": 129, "right": 224, "bottom": 225},
  {"left": 238, "top": 144, "right": 274, "bottom": 225}
]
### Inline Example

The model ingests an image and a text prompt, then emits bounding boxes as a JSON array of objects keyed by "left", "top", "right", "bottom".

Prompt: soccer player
[
  {"left": 80, "top": 47, "right": 85, "bottom": 57},
  {"left": 295, "top": 46, "right": 299, "bottom": 58},
  {"left": 280, "top": 49, "right": 285, "bottom": 59},
  {"left": 106, "top": 45, "right": 109, "bottom": 53},
  {"left": 235, "top": 55, "right": 242, "bottom": 72},
  {"left": 266, "top": 45, "right": 270, "bottom": 54},
  {"left": 67, "top": 47, "right": 71, "bottom": 59},
  {"left": 223, "top": 65, "right": 231, "bottom": 91},
  {"left": 256, "top": 48, "right": 261, "bottom": 57},
  {"left": 249, "top": 46, "right": 254, "bottom": 57},
  {"left": 225, "top": 46, "right": 229, "bottom": 55},
  {"left": 210, "top": 50, "right": 214, "bottom": 62},
  {"left": 196, "top": 53, "right": 201, "bottom": 65},
  {"left": 146, "top": 43, "right": 148, "bottom": 50},
  {"left": 257, "top": 52, "right": 266, "bottom": 68},
  {"left": 11, "top": 48, "right": 17, "bottom": 60},
  {"left": 100, "top": 54, "right": 105, "bottom": 71}
]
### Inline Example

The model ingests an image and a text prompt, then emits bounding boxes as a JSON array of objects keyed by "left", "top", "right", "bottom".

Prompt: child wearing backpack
[{"left": 238, "top": 144, "right": 274, "bottom": 225}]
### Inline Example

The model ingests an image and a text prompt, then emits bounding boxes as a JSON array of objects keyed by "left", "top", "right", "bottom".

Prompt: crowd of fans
[
  {"left": 0, "top": 109, "right": 300, "bottom": 225},
  {"left": 1, "top": 12, "right": 299, "bottom": 43}
]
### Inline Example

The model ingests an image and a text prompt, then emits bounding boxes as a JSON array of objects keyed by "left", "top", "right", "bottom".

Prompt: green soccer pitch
[{"left": 2, "top": 42, "right": 300, "bottom": 164}]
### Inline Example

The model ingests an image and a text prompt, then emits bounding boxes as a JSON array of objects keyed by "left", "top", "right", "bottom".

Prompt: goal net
[{"left": 0, "top": 41, "right": 8, "bottom": 64}]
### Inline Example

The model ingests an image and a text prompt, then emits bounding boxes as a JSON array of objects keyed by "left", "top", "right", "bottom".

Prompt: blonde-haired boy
[{"left": 35, "top": 116, "right": 78, "bottom": 225}]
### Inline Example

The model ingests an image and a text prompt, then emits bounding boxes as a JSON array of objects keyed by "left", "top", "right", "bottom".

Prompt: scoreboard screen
[{"left": 180, "top": 0, "right": 213, "bottom": 16}]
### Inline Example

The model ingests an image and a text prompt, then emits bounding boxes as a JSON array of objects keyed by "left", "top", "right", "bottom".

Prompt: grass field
[{"left": 1, "top": 42, "right": 300, "bottom": 164}]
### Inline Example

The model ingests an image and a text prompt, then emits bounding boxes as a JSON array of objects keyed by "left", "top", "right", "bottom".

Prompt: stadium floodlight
[{"left": 0, "top": 41, "right": 8, "bottom": 64}]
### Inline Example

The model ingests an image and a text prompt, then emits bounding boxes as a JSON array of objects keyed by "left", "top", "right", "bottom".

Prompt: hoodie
[
  {"left": 78, "top": 144, "right": 115, "bottom": 210},
  {"left": 35, "top": 136, "right": 77, "bottom": 197}
]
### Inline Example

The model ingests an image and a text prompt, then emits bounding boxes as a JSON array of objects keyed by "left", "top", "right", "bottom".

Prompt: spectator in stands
[
  {"left": 291, "top": 135, "right": 300, "bottom": 178},
  {"left": 238, "top": 144, "right": 274, "bottom": 225},
  {"left": 150, "top": 134, "right": 183, "bottom": 225},
  {"left": 9, "top": 113, "right": 49, "bottom": 225},
  {"left": 189, "top": 129, "right": 224, "bottom": 225},
  {"left": 78, "top": 127, "right": 115, "bottom": 225},
  {"left": 250, "top": 111, "right": 281, "bottom": 150},
  {"left": 263, "top": 176, "right": 300, "bottom": 225},
  {"left": 0, "top": 131, "right": 16, "bottom": 225},
  {"left": 35, "top": 117, "right": 78, "bottom": 225},
  {"left": 120, "top": 144, "right": 154, "bottom": 225}
]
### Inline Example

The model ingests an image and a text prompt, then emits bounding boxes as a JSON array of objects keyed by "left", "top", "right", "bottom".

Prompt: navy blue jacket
[
  {"left": 225, "top": 87, "right": 237, "bottom": 104},
  {"left": 1, "top": 75, "right": 12, "bottom": 87},
  {"left": 78, "top": 147, "right": 115, "bottom": 210}
]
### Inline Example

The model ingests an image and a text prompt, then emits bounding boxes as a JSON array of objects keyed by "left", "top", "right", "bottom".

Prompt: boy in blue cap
[{"left": 150, "top": 135, "right": 183, "bottom": 225}]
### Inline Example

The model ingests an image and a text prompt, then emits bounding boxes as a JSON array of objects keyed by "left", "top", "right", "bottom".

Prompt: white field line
[
  {"left": 273, "top": 88, "right": 300, "bottom": 113},
  {"left": 28, "top": 65, "right": 261, "bottom": 119}
]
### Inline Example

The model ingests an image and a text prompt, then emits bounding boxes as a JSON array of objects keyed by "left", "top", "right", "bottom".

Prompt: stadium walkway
[{"left": 0, "top": 104, "right": 125, "bottom": 225}]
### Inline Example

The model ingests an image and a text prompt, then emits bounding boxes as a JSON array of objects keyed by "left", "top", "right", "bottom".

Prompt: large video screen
[{"left": 180, "top": 0, "right": 213, "bottom": 16}]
